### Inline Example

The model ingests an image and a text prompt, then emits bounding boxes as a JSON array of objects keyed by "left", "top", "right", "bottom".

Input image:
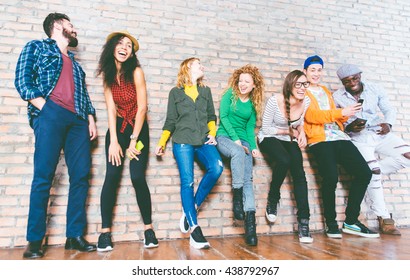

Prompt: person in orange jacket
[{"left": 303, "top": 55, "right": 378, "bottom": 239}]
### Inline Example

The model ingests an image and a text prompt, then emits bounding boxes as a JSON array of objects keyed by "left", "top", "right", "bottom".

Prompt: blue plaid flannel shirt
[{"left": 14, "top": 38, "right": 96, "bottom": 127}]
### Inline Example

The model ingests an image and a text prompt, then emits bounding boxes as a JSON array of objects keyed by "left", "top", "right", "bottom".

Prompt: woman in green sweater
[{"left": 216, "top": 64, "right": 264, "bottom": 246}]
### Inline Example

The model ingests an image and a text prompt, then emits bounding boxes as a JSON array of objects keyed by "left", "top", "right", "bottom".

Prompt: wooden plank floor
[{"left": 1, "top": 228, "right": 410, "bottom": 260}]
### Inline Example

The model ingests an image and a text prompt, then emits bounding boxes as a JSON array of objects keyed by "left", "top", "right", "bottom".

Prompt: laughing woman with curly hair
[{"left": 216, "top": 64, "right": 264, "bottom": 246}]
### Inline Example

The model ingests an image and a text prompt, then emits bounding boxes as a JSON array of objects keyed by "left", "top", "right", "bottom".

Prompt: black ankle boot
[
  {"left": 244, "top": 211, "right": 257, "bottom": 246},
  {"left": 233, "top": 188, "right": 245, "bottom": 222}
]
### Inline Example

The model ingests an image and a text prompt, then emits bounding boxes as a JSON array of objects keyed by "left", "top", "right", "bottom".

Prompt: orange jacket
[{"left": 304, "top": 85, "right": 348, "bottom": 145}]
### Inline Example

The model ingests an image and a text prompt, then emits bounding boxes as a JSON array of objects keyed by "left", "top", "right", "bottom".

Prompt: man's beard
[{"left": 63, "top": 28, "right": 78, "bottom": 47}]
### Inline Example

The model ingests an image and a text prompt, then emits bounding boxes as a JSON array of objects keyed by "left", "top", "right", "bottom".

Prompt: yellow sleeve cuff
[
  {"left": 207, "top": 121, "right": 216, "bottom": 137},
  {"left": 158, "top": 130, "right": 171, "bottom": 149}
]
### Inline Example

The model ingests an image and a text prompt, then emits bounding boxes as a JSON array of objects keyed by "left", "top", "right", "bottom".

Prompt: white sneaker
[
  {"left": 265, "top": 210, "right": 277, "bottom": 223},
  {"left": 299, "top": 235, "right": 314, "bottom": 243},
  {"left": 265, "top": 201, "right": 278, "bottom": 223}
]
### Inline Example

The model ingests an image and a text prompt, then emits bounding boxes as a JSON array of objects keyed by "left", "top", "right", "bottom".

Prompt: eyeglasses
[{"left": 294, "top": 81, "right": 310, "bottom": 89}]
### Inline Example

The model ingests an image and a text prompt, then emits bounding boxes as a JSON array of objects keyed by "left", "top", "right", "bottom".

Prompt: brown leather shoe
[{"left": 378, "top": 216, "right": 401, "bottom": 235}]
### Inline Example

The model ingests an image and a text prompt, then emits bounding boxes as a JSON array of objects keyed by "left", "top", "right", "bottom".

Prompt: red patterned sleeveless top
[{"left": 111, "top": 74, "right": 138, "bottom": 133}]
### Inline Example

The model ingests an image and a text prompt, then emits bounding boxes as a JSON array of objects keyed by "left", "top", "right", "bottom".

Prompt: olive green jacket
[{"left": 163, "top": 86, "right": 217, "bottom": 146}]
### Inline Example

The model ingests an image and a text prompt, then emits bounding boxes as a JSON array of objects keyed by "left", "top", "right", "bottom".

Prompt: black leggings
[
  {"left": 100, "top": 118, "right": 152, "bottom": 228},
  {"left": 259, "top": 137, "right": 310, "bottom": 221}
]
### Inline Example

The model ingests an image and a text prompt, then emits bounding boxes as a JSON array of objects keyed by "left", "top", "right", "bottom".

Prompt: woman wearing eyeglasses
[
  {"left": 258, "top": 70, "right": 313, "bottom": 243},
  {"left": 303, "top": 55, "right": 378, "bottom": 239}
]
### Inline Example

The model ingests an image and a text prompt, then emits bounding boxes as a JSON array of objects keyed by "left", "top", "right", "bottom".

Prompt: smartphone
[
  {"left": 136, "top": 140, "right": 144, "bottom": 151},
  {"left": 128, "top": 140, "right": 144, "bottom": 160},
  {"left": 353, "top": 118, "right": 367, "bottom": 126},
  {"left": 358, "top": 99, "right": 364, "bottom": 105}
]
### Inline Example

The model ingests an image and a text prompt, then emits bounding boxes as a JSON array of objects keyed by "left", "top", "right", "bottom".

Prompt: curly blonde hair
[
  {"left": 226, "top": 64, "right": 264, "bottom": 117},
  {"left": 176, "top": 57, "right": 205, "bottom": 88}
]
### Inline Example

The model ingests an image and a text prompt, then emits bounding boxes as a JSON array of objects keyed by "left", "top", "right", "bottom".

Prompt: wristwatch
[{"left": 130, "top": 134, "right": 137, "bottom": 140}]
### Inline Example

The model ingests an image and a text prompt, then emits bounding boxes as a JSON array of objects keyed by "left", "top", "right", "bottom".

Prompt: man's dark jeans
[{"left": 28, "top": 99, "right": 91, "bottom": 242}]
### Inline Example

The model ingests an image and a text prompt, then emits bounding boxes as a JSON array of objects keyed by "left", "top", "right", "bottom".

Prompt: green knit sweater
[{"left": 216, "top": 88, "right": 257, "bottom": 150}]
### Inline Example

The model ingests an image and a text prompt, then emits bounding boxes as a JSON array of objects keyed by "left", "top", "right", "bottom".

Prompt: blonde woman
[
  {"left": 216, "top": 64, "right": 264, "bottom": 246},
  {"left": 155, "top": 58, "right": 223, "bottom": 249}
]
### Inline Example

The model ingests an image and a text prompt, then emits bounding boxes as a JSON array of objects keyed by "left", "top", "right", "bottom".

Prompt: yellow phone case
[{"left": 136, "top": 140, "right": 144, "bottom": 151}]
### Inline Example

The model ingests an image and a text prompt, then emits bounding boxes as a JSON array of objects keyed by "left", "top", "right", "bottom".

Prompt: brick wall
[{"left": 1, "top": 0, "right": 409, "bottom": 248}]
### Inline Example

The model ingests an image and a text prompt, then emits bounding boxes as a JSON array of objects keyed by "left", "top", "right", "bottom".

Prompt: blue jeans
[
  {"left": 173, "top": 142, "right": 223, "bottom": 227},
  {"left": 28, "top": 99, "right": 91, "bottom": 241},
  {"left": 216, "top": 136, "right": 256, "bottom": 212}
]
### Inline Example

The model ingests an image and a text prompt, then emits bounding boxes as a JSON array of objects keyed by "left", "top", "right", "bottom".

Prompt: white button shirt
[{"left": 333, "top": 80, "right": 396, "bottom": 129}]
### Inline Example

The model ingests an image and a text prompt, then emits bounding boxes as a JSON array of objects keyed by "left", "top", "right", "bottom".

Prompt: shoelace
[
  {"left": 99, "top": 233, "right": 112, "bottom": 243},
  {"left": 357, "top": 222, "right": 373, "bottom": 233},
  {"left": 300, "top": 225, "right": 310, "bottom": 236},
  {"left": 145, "top": 230, "right": 156, "bottom": 240},
  {"left": 266, "top": 202, "right": 277, "bottom": 214}
]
